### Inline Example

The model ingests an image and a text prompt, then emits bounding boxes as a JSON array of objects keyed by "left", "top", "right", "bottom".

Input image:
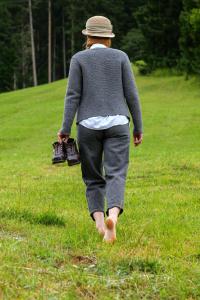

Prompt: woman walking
[{"left": 58, "top": 16, "right": 143, "bottom": 243}]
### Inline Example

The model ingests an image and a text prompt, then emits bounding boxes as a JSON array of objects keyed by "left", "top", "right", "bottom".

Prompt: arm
[
  {"left": 59, "top": 57, "right": 82, "bottom": 136},
  {"left": 122, "top": 53, "right": 143, "bottom": 135}
]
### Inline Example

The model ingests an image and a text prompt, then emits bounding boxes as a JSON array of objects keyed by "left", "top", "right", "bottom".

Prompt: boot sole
[
  {"left": 52, "top": 158, "right": 66, "bottom": 164},
  {"left": 67, "top": 160, "right": 80, "bottom": 166}
]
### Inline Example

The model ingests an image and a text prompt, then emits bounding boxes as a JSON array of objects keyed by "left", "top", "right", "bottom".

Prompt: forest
[{"left": 0, "top": 0, "right": 200, "bottom": 92}]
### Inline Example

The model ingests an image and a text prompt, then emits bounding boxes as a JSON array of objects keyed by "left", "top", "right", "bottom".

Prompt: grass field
[{"left": 0, "top": 68, "right": 200, "bottom": 299}]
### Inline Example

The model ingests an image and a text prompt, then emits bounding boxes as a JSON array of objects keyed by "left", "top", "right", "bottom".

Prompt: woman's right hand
[{"left": 57, "top": 132, "right": 69, "bottom": 144}]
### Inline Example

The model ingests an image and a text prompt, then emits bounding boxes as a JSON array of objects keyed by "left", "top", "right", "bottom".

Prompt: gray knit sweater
[{"left": 60, "top": 47, "right": 143, "bottom": 135}]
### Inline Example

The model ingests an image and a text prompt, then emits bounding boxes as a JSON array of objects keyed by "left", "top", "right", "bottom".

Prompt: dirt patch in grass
[{"left": 70, "top": 254, "right": 97, "bottom": 266}]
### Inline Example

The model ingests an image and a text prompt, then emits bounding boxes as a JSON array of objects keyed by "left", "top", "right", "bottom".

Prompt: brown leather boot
[
  {"left": 52, "top": 141, "right": 66, "bottom": 164},
  {"left": 64, "top": 138, "right": 80, "bottom": 166}
]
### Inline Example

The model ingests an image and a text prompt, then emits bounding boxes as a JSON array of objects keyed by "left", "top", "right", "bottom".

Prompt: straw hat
[{"left": 82, "top": 16, "right": 115, "bottom": 38}]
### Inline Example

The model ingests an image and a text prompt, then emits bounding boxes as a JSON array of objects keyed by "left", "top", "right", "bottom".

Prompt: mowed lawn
[{"left": 0, "top": 68, "right": 200, "bottom": 299}]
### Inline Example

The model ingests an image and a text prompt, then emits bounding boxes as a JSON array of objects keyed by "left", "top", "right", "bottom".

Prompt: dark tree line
[{"left": 0, "top": 0, "right": 200, "bottom": 92}]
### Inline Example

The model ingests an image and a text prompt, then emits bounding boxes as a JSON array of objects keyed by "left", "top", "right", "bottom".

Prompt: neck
[{"left": 86, "top": 37, "right": 111, "bottom": 49}]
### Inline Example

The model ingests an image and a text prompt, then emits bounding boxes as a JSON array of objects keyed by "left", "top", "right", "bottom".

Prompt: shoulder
[
  {"left": 109, "top": 48, "right": 129, "bottom": 61},
  {"left": 111, "top": 48, "right": 128, "bottom": 56},
  {"left": 71, "top": 49, "right": 90, "bottom": 61},
  {"left": 104, "top": 48, "right": 129, "bottom": 60},
  {"left": 71, "top": 48, "right": 129, "bottom": 61}
]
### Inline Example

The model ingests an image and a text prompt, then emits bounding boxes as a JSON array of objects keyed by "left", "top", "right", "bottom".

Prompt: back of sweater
[{"left": 60, "top": 47, "right": 143, "bottom": 135}]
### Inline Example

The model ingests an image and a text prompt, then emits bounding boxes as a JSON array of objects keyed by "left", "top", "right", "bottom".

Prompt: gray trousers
[{"left": 77, "top": 123, "right": 130, "bottom": 221}]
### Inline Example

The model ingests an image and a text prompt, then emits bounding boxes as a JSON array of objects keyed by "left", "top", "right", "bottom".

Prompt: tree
[
  {"left": 121, "top": 28, "right": 146, "bottom": 62},
  {"left": 28, "top": 0, "right": 38, "bottom": 86},
  {"left": 2, "top": 0, "right": 200, "bottom": 93},
  {"left": 179, "top": 0, "right": 200, "bottom": 77},
  {"left": 135, "top": 0, "right": 182, "bottom": 70},
  {"left": 0, "top": 4, "right": 15, "bottom": 91},
  {"left": 62, "top": 9, "right": 66, "bottom": 77},
  {"left": 48, "top": 0, "right": 52, "bottom": 83}
]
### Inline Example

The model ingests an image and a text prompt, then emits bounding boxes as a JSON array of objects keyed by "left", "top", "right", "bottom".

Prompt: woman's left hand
[{"left": 133, "top": 133, "right": 143, "bottom": 147}]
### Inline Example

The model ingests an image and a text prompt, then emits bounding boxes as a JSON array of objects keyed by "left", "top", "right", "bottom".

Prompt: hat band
[{"left": 86, "top": 25, "right": 113, "bottom": 34}]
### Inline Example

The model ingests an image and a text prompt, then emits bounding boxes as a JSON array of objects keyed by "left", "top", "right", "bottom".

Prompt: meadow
[{"left": 0, "top": 67, "right": 200, "bottom": 299}]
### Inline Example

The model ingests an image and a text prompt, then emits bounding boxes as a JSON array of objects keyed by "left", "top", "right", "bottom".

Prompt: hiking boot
[
  {"left": 52, "top": 141, "right": 66, "bottom": 164},
  {"left": 64, "top": 138, "right": 80, "bottom": 166}
]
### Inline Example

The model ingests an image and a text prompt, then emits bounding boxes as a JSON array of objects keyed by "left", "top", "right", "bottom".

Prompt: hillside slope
[{"left": 0, "top": 72, "right": 200, "bottom": 299}]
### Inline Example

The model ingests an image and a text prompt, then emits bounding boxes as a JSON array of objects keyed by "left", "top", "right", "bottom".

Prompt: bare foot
[
  {"left": 96, "top": 224, "right": 106, "bottom": 236},
  {"left": 93, "top": 212, "right": 105, "bottom": 237},
  {"left": 103, "top": 217, "right": 116, "bottom": 243}
]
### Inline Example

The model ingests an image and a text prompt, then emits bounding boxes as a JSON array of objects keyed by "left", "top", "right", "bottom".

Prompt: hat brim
[{"left": 82, "top": 29, "right": 115, "bottom": 38}]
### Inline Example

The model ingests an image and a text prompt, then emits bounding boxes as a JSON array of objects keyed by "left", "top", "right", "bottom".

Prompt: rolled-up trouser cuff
[
  {"left": 106, "top": 205, "right": 124, "bottom": 217},
  {"left": 90, "top": 209, "right": 105, "bottom": 221}
]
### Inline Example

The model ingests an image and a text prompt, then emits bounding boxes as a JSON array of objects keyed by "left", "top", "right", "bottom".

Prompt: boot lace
[{"left": 55, "top": 142, "right": 64, "bottom": 155}]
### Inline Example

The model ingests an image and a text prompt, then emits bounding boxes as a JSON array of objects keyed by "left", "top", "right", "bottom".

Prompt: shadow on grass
[
  {"left": 116, "top": 257, "right": 163, "bottom": 275},
  {"left": 0, "top": 209, "right": 65, "bottom": 227},
  {"left": 187, "top": 253, "right": 200, "bottom": 262}
]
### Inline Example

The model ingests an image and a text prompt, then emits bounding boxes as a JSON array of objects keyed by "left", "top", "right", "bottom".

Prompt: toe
[{"left": 103, "top": 236, "right": 116, "bottom": 243}]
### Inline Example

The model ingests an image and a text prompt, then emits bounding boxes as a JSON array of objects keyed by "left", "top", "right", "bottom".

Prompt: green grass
[{"left": 0, "top": 68, "right": 200, "bottom": 299}]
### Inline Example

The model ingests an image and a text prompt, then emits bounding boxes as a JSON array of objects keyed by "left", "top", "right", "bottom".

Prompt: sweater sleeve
[
  {"left": 59, "top": 57, "right": 82, "bottom": 135},
  {"left": 122, "top": 53, "right": 143, "bottom": 134}
]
